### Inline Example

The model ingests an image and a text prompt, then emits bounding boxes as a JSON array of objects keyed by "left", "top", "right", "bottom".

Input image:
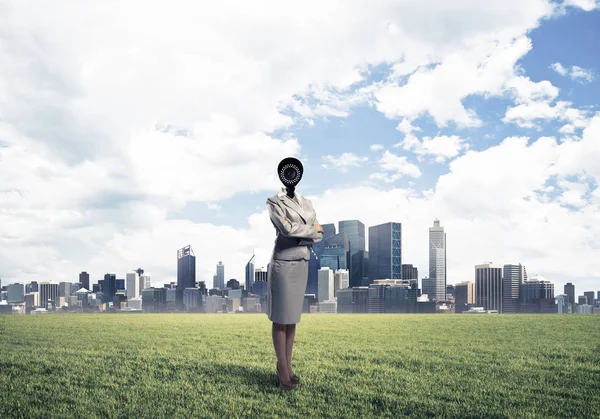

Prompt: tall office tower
[
  {"left": 215, "top": 261, "right": 225, "bottom": 290},
  {"left": 59, "top": 282, "right": 72, "bottom": 299},
  {"left": 212, "top": 274, "right": 217, "bottom": 289},
  {"left": 402, "top": 264, "right": 419, "bottom": 281},
  {"left": 102, "top": 274, "right": 116, "bottom": 303},
  {"left": 368, "top": 222, "right": 402, "bottom": 283},
  {"left": 79, "top": 272, "right": 90, "bottom": 290},
  {"left": 320, "top": 232, "right": 350, "bottom": 271},
  {"left": 475, "top": 263, "right": 503, "bottom": 311},
  {"left": 245, "top": 252, "right": 256, "bottom": 293},
  {"left": 317, "top": 268, "right": 334, "bottom": 302},
  {"left": 429, "top": 219, "right": 447, "bottom": 300},
  {"left": 7, "top": 283, "right": 25, "bottom": 303},
  {"left": 339, "top": 220, "right": 366, "bottom": 288},
  {"left": 421, "top": 277, "right": 436, "bottom": 300},
  {"left": 254, "top": 268, "right": 268, "bottom": 282},
  {"left": 363, "top": 251, "right": 369, "bottom": 284},
  {"left": 126, "top": 271, "right": 140, "bottom": 299},
  {"left": 39, "top": 282, "right": 60, "bottom": 309},
  {"left": 502, "top": 264, "right": 527, "bottom": 313},
  {"left": 521, "top": 276, "right": 555, "bottom": 313},
  {"left": 555, "top": 295, "right": 572, "bottom": 313},
  {"left": 597, "top": 290, "right": 600, "bottom": 303},
  {"left": 564, "top": 282, "right": 575, "bottom": 308},
  {"left": 306, "top": 248, "right": 319, "bottom": 296},
  {"left": 583, "top": 291, "right": 596, "bottom": 307},
  {"left": 334, "top": 269, "right": 350, "bottom": 297},
  {"left": 139, "top": 273, "right": 152, "bottom": 291},
  {"left": 312, "top": 223, "right": 336, "bottom": 261},
  {"left": 177, "top": 245, "right": 196, "bottom": 292},
  {"left": 578, "top": 295, "right": 588, "bottom": 305},
  {"left": 455, "top": 281, "right": 475, "bottom": 312}
]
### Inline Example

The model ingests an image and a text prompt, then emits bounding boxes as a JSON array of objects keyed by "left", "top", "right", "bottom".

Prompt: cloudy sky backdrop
[{"left": 1, "top": 0, "right": 599, "bottom": 294}]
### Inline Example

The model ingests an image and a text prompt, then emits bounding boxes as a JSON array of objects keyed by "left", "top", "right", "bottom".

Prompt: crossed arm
[{"left": 267, "top": 198, "right": 323, "bottom": 242}]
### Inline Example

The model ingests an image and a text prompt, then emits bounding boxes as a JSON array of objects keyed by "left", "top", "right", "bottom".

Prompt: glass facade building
[
  {"left": 320, "top": 232, "right": 350, "bottom": 272},
  {"left": 428, "top": 219, "right": 446, "bottom": 300},
  {"left": 368, "top": 222, "right": 402, "bottom": 283},
  {"left": 339, "top": 220, "right": 366, "bottom": 288},
  {"left": 245, "top": 253, "right": 255, "bottom": 292},
  {"left": 177, "top": 245, "right": 196, "bottom": 292}
]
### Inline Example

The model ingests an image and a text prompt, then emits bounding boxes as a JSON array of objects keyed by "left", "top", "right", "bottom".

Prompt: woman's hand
[{"left": 314, "top": 223, "right": 324, "bottom": 234}]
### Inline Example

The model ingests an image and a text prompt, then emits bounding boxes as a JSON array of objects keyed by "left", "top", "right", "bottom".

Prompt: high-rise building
[
  {"left": 421, "top": 277, "right": 436, "bottom": 300},
  {"left": 126, "top": 271, "right": 140, "bottom": 299},
  {"left": 102, "top": 274, "right": 116, "bottom": 303},
  {"left": 578, "top": 295, "right": 588, "bottom": 305},
  {"left": 227, "top": 279, "right": 240, "bottom": 289},
  {"left": 177, "top": 245, "right": 196, "bottom": 292},
  {"left": 39, "top": 282, "right": 60, "bottom": 310},
  {"left": 555, "top": 294, "right": 572, "bottom": 314},
  {"left": 312, "top": 223, "right": 336, "bottom": 260},
  {"left": 402, "top": 264, "right": 418, "bottom": 281},
  {"left": 59, "top": 282, "right": 72, "bottom": 299},
  {"left": 446, "top": 285, "right": 455, "bottom": 299},
  {"left": 215, "top": 261, "right": 225, "bottom": 290},
  {"left": 254, "top": 268, "right": 268, "bottom": 282},
  {"left": 475, "top": 263, "right": 503, "bottom": 311},
  {"left": 79, "top": 272, "right": 90, "bottom": 290},
  {"left": 245, "top": 253, "right": 255, "bottom": 293},
  {"left": 339, "top": 220, "right": 366, "bottom": 288},
  {"left": 368, "top": 222, "right": 402, "bottom": 283},
  {"left": 317, "top": 268, "right": 334, "bottom": 302},
  {"left": 139, "top": 273, "right": 152, "bottom": 292},
  {"left": 306, "top": 248, "right": 319, "bottom": 296},
  {"left": 583, "top": 291, "right": 595, "bottom": 307},
  {"left": 564, "top": 283, "right": 575, "bottom": 308},
  {"left": 429, "top": 219, "right": 446, "bottom": 300},
  {"left": 502, "top": 264, "right": 527, "bottom": 313},
  {"left": 320, "top": 232, "right": 350, "bottom": 271},
  {"left": 7, "top": 283, "right": 25, "bottom": 303},
  {"left": 333, "top": 269, "right": 350, "bottom": 297},
  {"left": 455, "top": 281, "right": 475, "bottom": 312},
  {"left": 597, "top": 291, "right": 600, "bottom": 303},
  {"left": 521, "top": 276, "right": 555, "bottom": 313}
]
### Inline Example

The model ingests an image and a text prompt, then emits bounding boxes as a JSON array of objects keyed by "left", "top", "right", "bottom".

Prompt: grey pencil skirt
[{"left": 266, "top": 258, "right": 308, "bottom": 324}]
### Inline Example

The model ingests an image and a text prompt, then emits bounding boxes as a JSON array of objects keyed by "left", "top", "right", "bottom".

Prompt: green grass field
[{"left": 1, "top": 313, "right": 599, "bottom": 418}]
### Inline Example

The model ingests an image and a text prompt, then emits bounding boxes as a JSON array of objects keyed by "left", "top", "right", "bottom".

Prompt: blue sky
[{"left": 1, "top": 1, "right": 600, "bottom": 295}]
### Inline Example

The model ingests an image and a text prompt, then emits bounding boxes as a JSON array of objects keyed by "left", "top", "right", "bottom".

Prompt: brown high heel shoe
[{"left": 277, "top": 361, "right": 300, "bottom": 385}]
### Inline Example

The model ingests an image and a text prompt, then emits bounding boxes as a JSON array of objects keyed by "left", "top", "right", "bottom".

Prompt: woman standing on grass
[{"left": 265, "top": 157, "right": 324, "bottom": 391}]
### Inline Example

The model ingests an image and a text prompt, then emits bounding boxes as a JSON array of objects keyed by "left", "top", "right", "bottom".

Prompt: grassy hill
[{"left": 1, "top": 313, "right": 599, "bottom": 418}]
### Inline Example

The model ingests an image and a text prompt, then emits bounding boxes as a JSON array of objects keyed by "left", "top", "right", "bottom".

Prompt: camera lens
[{"left": 284, "top": 167, "right": 297, "bottom": 180}]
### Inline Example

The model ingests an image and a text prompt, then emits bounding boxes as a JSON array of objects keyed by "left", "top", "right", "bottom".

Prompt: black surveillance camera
[{"left": 277, "top": 157, "right": 303, "bottom": 188}]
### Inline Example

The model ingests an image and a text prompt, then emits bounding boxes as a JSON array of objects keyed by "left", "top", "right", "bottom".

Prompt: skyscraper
[
  {"left": 402, "top": 264, "right": 418, "bottom": 281},
  {"left": 312, "top": 223, "right": 336, "bottom": 262},
  {"left": 475, "top": 263, "right": 502, "bottom": 311},
  {"left": 306, "top": 247, "right": 319, "bottom": 296},
  {"left": 564, "top": 282, "right": 575, "bottom": 307},
  {"left": 521, "top": 276, "right": 555, "bottom": 313},
  {"left": 429, "top": 219, "right": 446, "bottom": 300},
  {"left": 455, "top": 281, "right": 475, "bottom": 312},
  {"left": 177, "top": 245, "right": 196, "bottom": 292},
  {"left": 126, "top": 271, "right": 140, "bottom": 299},
  {"left": 245, "top": 253, "right": 256, "bottom": 293},
  {"left": 216, "top": 261, "right": 225, "bottom": 290},
  {"left": 368, "top": 222, "right": 402, "bottom": 283},
  {"left": 39, "top": 282, "right": 60, "bottom": 309},
  {"left": 583, "top": 291, "right": 595, "bottom": 307},
  {"left": 320, "top": 232, "right": 350, "bottom": 271},
  {"left": 339, "top": 220, "right": 366, "bottom": 288},
  {"left": 102, "top": 274, "right": 116, "bottom": 303},
  {"left": 317, "top": 268, "right": 334, "bottom": 302},
  {"left": 79, "top": 272, "right": 90, "bottom": 290},
  {"left": 502, "top": 264, "right": 527, "bottom": 313}
]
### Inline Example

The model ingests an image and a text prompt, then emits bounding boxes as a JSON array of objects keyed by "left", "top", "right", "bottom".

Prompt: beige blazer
[{"left": 266, "top": 187, "right": 323, "bottom": 261}]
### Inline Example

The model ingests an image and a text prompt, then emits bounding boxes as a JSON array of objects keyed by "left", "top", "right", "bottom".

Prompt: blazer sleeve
[{"left": 267, "top": 197, "right": 323, "bottom": 240}]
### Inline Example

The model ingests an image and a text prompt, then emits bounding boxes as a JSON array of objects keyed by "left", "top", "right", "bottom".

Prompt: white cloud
[
  {"left": 561, "top": 0, "right": 600, "bottom": 11},
  {"left": 373, "top": 150, "right": 422, "bottom": 179},
  {"left": 550, "top": 62, "right": 568, "bottom": 76},
  {"left": 503, "top": 100, "right": 591, "bottom": 129},
  {"left": 369, "top": 144, "right": 384, "bottom": 151},
  {"left": 321, "top": 153, "right": 368, "bottom": 173},
  {"left": 396, "top": 134, "right": 469, "bottom": 163},
  {"left": 551, "top": 62, "right": 595, "bottom": 83}
]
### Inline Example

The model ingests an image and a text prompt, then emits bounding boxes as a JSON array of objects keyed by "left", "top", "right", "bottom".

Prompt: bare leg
[
  {"left": 285, "top": 323, "right": 296, "bottom": 377},
  {"left": 272, "top": 322, "right": 292, "bottom": 384}
]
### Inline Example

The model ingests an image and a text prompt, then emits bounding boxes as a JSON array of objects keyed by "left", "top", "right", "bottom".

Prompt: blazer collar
[{"left": 277, "top": 187, "right": 307, "bottom": 223}]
